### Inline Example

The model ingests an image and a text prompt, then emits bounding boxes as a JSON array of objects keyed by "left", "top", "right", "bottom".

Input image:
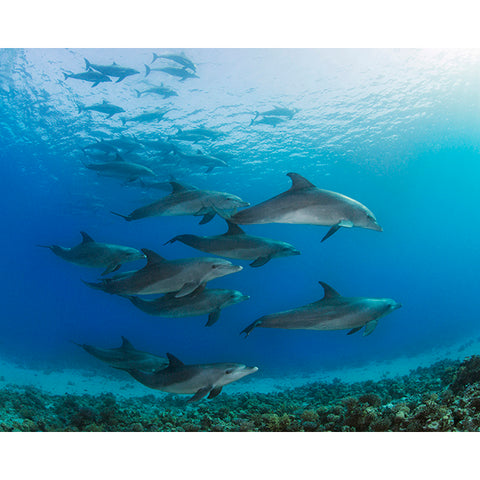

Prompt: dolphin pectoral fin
[
  {"left": 207, "top": 386, "right": 222, "bottom": 399},
  {"left": 363, "top": 319, "right": 378, "bottom": 337},
  {"left": 174, "top": 282, "right": 199, "bottom": 298},
  {"left": 116, "top": 76, "right": 126, "bottom": 83},
  {"left": 347, "top": 326, "right": 362, "bottom": 335},
  {"left": 321, "top": 224, "right": 342, "bottom": 242},
  {"left": 199, "top": 212, "right": 215, "bottom": 225},
  {"left": 205, "top": 310, "right": 221, "bottom": 327},
  {"left": 187, "top": 386, "right": 212, "bottom": 403},
  {"left": 250, "top": 256, "right": 271, "bottom": 268},
  {"left": 92, "top": 82, "right": 100, "bottom": 88},
  {"left": 206, "top": 166, "right": 214, "bottom": 173},
  {"left": 101, "top": 263, "right": 121, "bottom": 276}
]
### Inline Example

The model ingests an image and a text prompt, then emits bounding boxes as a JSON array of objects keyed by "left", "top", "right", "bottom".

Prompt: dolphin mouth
[{"left": 372, "top": 223, "right": 383, "bottom": 232}]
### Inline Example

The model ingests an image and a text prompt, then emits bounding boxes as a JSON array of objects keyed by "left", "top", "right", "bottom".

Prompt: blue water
[{"left": 1, "top": 48, "right": 479, "bottom": 381}]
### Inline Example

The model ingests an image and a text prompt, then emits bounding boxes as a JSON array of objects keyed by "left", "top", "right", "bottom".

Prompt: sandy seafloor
[{"left": 0, "top": 336, "right": 477, "bottom": 399}]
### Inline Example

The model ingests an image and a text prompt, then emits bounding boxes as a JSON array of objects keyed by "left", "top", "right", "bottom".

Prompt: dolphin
[
  {"left": 82, "top": 154, "right": 156, "bottom": 182},
  {"left": 250, "top": 116, "right": 286, "bottom": 127},
  {"left": 165, "top": 220, "right": 300, "bottom": 267},
  {"left": 73, "top": 336, "right": 168, "bottom": 371},
  {"left": 176, "top": 149, "right": 228, "bottom": 173},
  {"left": 171, "top": 127, "right": 225, "bottom": 141},
  {"left": 100, "top": 137, "right": 142, "bottom": 152},
  {"left": 136, "top": 138, "right": 178, "bottom": 154},
  {"left": 63, "top": 70, "right": 112, "bottom": 87},
  {"left": 82, "top": 141, "right": 118, "bottom": 155},
  {"left": 77, "top": 100, "right": 125, "bottom": 118},
  {"left": 254, "top": 106, "right": 299, "bottom": 118},
  {"left": 120, "top": 352, "right": 258, "bottom": 402},
  {"left": 241, "top": 281, "right": 401, "bottom": 337},
  {"left": 135, "top": 84, "right": 178, "bottom": 99},
  {"left": 151, "top": 53, "right": 196, "bottom": 71},
  {"left": 121, "top": 109, "right": 170, "bottom": 126},
  {"left": 111, "top": 181, "right": 249, "bottom": 224},
  {"left": 144, "top": 65, "right": 199, "bottom": 81},
  {"left": 227, "top": 173, "right": 382, "bottom": 242},
  {"left": 83, "top": 248, "right": 243, "bottom": 297},
  {"left": 38, "top": 231, "right": 145, "bottom": 275},
  {"left": 84, "top": 58, "right": 139, "bottom": 83},
  {"left": 125, "top": 284, "right": 249, "bottom": 326}
]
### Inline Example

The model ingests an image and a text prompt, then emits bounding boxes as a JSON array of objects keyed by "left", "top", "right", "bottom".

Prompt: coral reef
[{"left": 2, "top": 357, "right": 480, "bottom": 432}]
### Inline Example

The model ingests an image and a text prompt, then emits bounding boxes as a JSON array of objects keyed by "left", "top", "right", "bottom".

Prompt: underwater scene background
[{"left": 1, "top": 48, "right": 480, "bottom": 431}]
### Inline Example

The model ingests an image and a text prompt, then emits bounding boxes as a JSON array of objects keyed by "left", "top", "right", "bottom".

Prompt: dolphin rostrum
[
  {"left": 241, "top": 281, "right": 401, "bottom": 337},
  {"left": 125, "top": 284, "right": 249, "bottom": 326},
  {"left": 72, "top": 336, "right": 169, "bottom": 371},
  {"left": 84, "top": 248, "right": 243, "bottom": 297},
  {"left": 165, "top": 220, "right": 300, "bottom": 267},
  {"left": 111, "top": 181, "right": 249, "bottom": 225},
  {"left": 120, "top": 352, "right": 258, "bottom": 402},
  {"left": 82, "top": 154, "right": 156, "bottom": 182},
  {"left": 228, "top": 173, "right": 382, "bottom": 242},
  {"left": 38, "top": 231, "right": 145, "bottom": 275}
]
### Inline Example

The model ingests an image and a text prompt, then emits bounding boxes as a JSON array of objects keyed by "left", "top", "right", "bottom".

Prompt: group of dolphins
[{"left": 40, "top": 169, "right": 401, "bottom": 402}]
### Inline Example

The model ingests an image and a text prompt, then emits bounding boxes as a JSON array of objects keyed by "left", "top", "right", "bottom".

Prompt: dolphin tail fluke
[
  {"left": 249, "top": 111, "right": 259, "bottom": 126},
  {"left": 321, "top": 224, "right": 342, "bottom": 242},
  {"left": 84, "top": 58, "right": 91, "bottom": 70},
  {"left": 77, "top": 103, "right": 84, "bottom": 114},
  {"left": 134, "top": 89, "right": 141, "bottom": 98},
  {"left": 120, "top": 117, "right": 127, "bottom": 126},
  {"left": 240, "top": 319, "right": 262, "bottom": 338},
  {"left": 63, "top": 72, "right": 70, "bottom": 80},
  {"left": 151, "top": 53, "right": 158, "bottom": 64},
  {"left": 111, "top": 211, "right": 132, "bottom": 221},
  {"left": 163, "top": 236, "right": 180, "bottom": 246},
  {"left": 144, "top": 64, "right": 151, "bottom": 77}
]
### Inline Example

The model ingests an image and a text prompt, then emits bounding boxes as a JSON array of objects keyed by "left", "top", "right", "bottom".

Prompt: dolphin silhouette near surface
[
  {"left": 241, "top": 281, "right": 401, "bottom": 337},
  {"left": 227, "top": 173, "right": 382, "bottom": 242}
]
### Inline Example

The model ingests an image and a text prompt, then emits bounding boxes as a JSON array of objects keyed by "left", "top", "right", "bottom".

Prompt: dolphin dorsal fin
[
  {"left": 319, "top": 281, "right": 341, "bottom": 300},
  {"left": 142, "top": 248, "right": 167, "bottom": 265},
  {"left": 120, "top": 336, "right": 135, "bottom": 350},
  {"left": 224, "top": 220, "right": 245, "bottom": 236},
  {"left": 287, "top": 173, "right": 316, "bottom": 191},
  {"left": 166, "top": 353, "right": 184, "bottom": 368},
  {"left": 169, "top": 181, "right": 196, "bottom": 194},
  {"left": 115, "top": 153, "right": 125, "bottom": 162},
  {"left": 80, "top": 231, "right": 94, "bottom": 243},
  {"left": 103, "top": 100, "right": 108, "bottom": 104}
]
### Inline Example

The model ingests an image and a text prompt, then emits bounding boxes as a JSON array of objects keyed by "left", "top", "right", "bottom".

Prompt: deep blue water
[{"left": 1, "top": 48, "right": 479, "bottom": 380}]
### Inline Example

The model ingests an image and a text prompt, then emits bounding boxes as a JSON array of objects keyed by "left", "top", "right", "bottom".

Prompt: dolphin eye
[
  {"left": 225, "top": 369, "right": 233, "bottom": 375},
  {"left": 211, "top": 265, "right": 217, "bottom": 269}
]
